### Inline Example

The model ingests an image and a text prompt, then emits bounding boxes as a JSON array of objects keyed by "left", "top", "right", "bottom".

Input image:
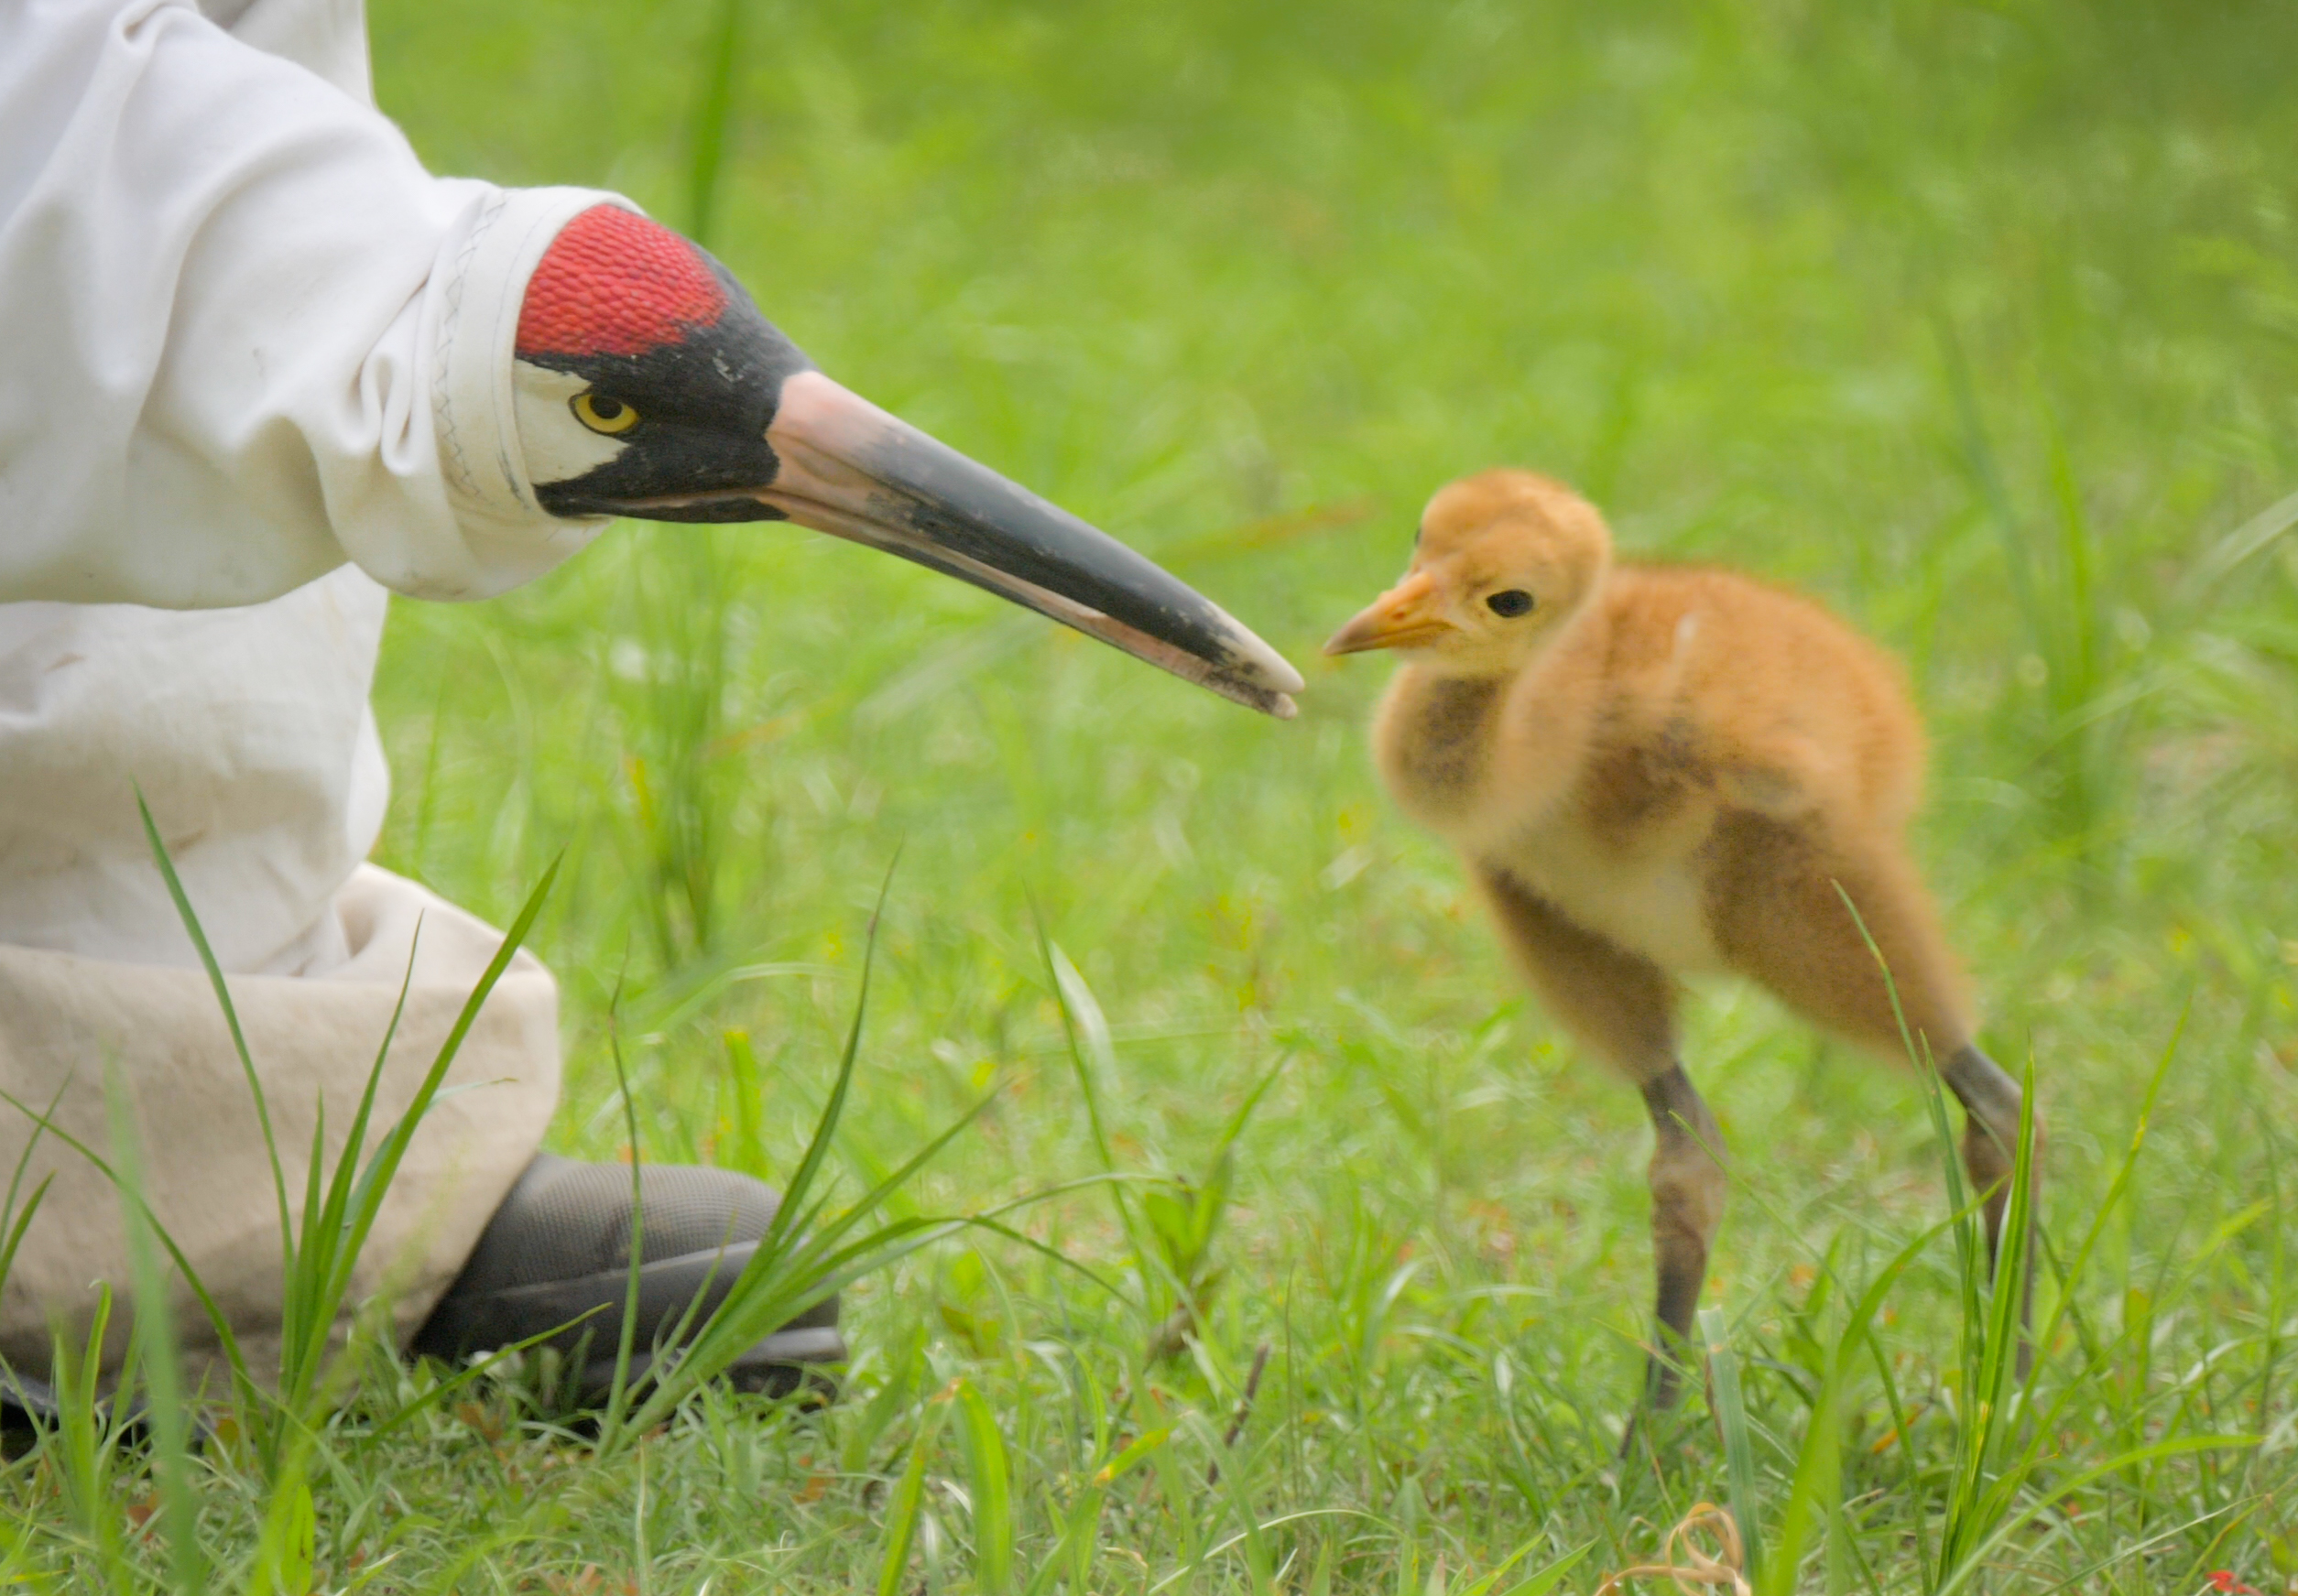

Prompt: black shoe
[
  {"left": 410, "top": 1156, "right": 844, "bottom": 1408},
  {"left": 0, "top": 1371, "right": 57, "bottom": 1459}
]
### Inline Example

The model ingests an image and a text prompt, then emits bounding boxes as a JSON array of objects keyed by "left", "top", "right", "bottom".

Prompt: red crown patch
[{"left": 516, "top": 205, "right": 729, "bottom": 361}]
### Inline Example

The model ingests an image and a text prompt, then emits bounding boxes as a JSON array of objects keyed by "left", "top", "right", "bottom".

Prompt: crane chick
[{"left": 1327, "top": 469, "right": 2032, "bottom": 1412}]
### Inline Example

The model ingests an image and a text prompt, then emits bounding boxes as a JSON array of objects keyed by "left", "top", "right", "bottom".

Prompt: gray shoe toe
[{"left": 412, "top": 1156, "right": 844, "bottom": 1406}]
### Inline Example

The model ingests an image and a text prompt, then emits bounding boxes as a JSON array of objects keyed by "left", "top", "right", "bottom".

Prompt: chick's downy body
[
  {"left": 1377, "top": 555, "right": 1939, "bottom": 996},
  {"left": 1330, "top": 469, "right": 2030, "bottom": 1420}
]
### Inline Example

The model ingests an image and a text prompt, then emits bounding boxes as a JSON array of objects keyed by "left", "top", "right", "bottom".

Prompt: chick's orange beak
[{"left": 1323, "top": 570, "right": 1454, "bottom": 656}]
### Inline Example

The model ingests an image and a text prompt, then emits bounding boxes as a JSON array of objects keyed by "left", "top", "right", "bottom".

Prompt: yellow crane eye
[{"left": 572, "top": 392, "right": 640, "bottom": 435}]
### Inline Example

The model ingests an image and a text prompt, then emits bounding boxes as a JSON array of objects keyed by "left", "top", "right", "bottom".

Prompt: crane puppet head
[{"left": 509, "top": 204, "right": 1301, "bottom": 717}]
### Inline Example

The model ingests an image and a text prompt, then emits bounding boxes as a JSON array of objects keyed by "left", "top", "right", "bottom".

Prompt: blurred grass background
[{"left": 354, "top": 0, "right": 2298, "bottom": 1585}]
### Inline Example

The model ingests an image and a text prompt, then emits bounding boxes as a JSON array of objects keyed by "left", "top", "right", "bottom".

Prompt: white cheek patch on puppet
[{"left": 510, "top": 361, "right": 630, "bottom": 490}]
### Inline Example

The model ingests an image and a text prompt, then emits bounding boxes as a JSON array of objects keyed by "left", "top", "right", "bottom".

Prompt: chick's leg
[
  {"left": 1475, "top": 867, "right": 1725, "bottom": 1411},
  {"left": 1941, "top": 1043, "right": 2035, "bottom": 1354},
  {"left": 1940, "top": 1044, "right": 2021, "bottom": 1252},
  {"left": 1702, "top": 815, "right": 2037, "bottom": 1352},
  {"left": 1639, "top": 1063, "right": 1726, "bottom": 1407}
]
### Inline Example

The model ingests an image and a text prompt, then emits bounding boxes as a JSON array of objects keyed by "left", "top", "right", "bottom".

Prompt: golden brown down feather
[{"left": 1327, "top": 468, "right": 2032, "bottom": 1423}]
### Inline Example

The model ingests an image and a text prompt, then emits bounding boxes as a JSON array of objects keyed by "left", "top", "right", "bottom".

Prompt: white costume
[{"left": 0, "top": 0, "right": 627, "bottom": 1381}]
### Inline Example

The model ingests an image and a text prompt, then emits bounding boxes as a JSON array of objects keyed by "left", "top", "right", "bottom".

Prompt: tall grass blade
[
  {"left": 46, "top": 1288, "right": 132, "bottom": 1596},
  {"left": 128, "top": 805, "right": 554, "bottom": 1473},
  {"left": 1043, "top": 936, "right": 1123, "bottom": 1176},
  {"left": 245, "top": 1473, "right": 317, "bottom": 1596},
  {"left": 1760, "top": 1340, "right": 1841, "bottom": 1595},
  {"left": 0, "top": 1078, "right": 67, "bottom": 1310},
  {"left": 953, "top": 1376, "right": 1015, "bottom": 1595},
  {"left": 683, "top": 0, "right": 744, "bottom": 245},
  {"left": 1762, "top": 1218, "right": 1952, "bottom": 1596},
  {"left": 1491, "top": 1541, "right": 1594, "bottom": 1596},
  {"left": 103, "top": 1061, "right": 208, "bottom": 1596},
  {"left": 289, "top": 932, "right": 419, "bottom": 1400},
  {"left": 875, "top": 1395, "right": 949, "bottom": 1596},
  {"left": 720, "top": 1028, "right": 771, "bottom": 1178},
  {"left": 1701, "top": 1306, "right": 1762, "bottom": 1586},
  {"left": 1929, "top": 1434, "right": 2261, "bottom": 1596},
  {"left": 223, "top": 857, "right": 555, "bottom": 1472},
  {"left": 137, "top": 787, "right": 294, "bottom": 1297},
  {"left": 756, "top": 853, "right": 895, "bottom": 1260},
  {"left": 322, "top": 858, "right": 561, "bottom": 1323},
  {"left": 615, "top": 855, "right": 992, "bottom": 1436},
  {"left": 2177, "top": 485, "right": 2298, "bottom": 601},
  {"left": 1040, "top": 928, "right": 1166, "bottom": 1316},
  {"left": 2030, "top": 1009, "right": 2183, "bottom": 1367},
  {"left": 599, "top": 1000, "right": 648, "bottom": 1440}
]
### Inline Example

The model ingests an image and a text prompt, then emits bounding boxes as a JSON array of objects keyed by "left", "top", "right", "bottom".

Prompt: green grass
[{"left": 8, "top": 0, "right": 2298, "bottom": 1588}]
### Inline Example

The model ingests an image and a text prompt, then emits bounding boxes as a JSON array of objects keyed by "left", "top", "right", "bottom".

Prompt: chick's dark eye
[{"left": 1487, "top": 589, "right": 1534, "bottom": 618}]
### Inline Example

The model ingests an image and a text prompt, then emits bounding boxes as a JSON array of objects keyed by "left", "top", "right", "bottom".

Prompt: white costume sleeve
[
  {"left": 0, "top": 0, "right": 615, "bottom": 607},
  {"left": 0, "top": 2, "right": 572, "bottom": 1372},
  {"left": 1, "top": 0, "right": 625, "bottom": 972}
]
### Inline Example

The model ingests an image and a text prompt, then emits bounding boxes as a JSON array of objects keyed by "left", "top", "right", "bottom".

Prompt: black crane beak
[
  {"left": 757, "top": 374, "right": 1301, "bottom": 717},
  {"left": 593, "top": 371, "right": 1302, "bottom": 717}
]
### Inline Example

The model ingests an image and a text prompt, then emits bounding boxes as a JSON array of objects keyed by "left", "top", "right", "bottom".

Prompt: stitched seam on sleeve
[{"left": 433, "top": 192, "right": 506, "bottom": 509}]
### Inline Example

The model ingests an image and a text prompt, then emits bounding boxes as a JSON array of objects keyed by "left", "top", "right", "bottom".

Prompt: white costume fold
[
  {"left": 0, "top": 0, "right": 626, "bottom": 1376},
  {"left": 0, "top": 867, "right": 561, "bottom": 1390}
]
